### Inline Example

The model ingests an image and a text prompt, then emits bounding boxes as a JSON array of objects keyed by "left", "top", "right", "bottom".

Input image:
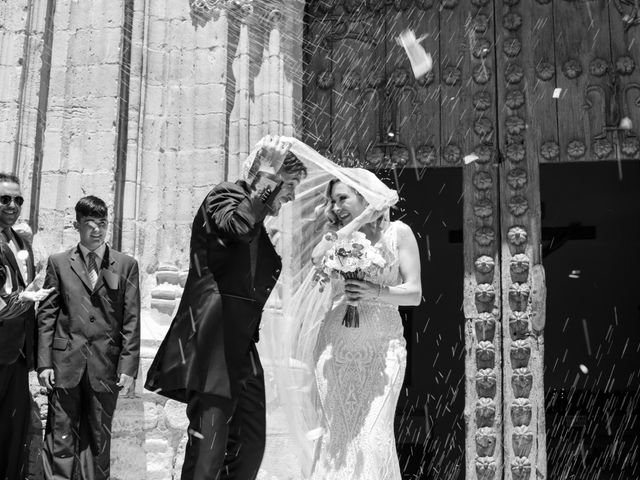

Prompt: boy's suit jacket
[{"left": 37, "top": 245, "right": 140, "bottom": 392}]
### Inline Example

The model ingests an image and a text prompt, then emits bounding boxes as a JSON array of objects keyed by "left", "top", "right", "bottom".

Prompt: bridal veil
[{"left": 248, "top": 137, "right": 399, "bottom": 477}]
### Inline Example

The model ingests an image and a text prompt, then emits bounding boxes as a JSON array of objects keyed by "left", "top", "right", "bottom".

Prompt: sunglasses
[{"left": 0, "top": 195, "right": 24, "bottom": 207}]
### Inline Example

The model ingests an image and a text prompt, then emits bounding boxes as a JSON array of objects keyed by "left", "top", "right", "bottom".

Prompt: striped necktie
[{"left": 87, "top": 252, "right": 99, "bottom": 288}]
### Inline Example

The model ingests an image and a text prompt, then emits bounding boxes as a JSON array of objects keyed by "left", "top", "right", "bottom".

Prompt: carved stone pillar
[
  {"left": 37, "top": 0, "right": 124, "bottom": 249},
  {"left": 128, "top": 0, "right": 230, "bottom": 327},
  {"left": 227, "top": 0, "right": 304, "bottom": 180},
  {"left": 0, "top": 0, "right": 48, "bottom": 217}
]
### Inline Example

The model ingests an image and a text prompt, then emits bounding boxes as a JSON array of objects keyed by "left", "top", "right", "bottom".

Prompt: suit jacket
[
  {"left": 0, "top": 231, "right": 36, "bottom": 368},
  {"left": 37, "top": 245, "right": 141, "bottom": 393},
  {"left": 145, "top": 181, "right": 282, "bottom": 402}
]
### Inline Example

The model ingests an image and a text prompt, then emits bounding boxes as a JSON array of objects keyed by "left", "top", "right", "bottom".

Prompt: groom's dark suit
[{"left": 145, "top": 180, "right": 281, "bottom": 480}]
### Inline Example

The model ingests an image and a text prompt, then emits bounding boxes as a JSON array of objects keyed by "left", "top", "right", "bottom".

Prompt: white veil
[{"left": 253, "top": 137, "right": 399, "bottom": 478}]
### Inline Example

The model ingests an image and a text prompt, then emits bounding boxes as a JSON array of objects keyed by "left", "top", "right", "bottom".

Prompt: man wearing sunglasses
[{"left": 0, "top": 172, "right": 37, "bottom": 480}]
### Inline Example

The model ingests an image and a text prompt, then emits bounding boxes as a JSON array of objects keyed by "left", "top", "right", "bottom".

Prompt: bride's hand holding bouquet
[
  {"left": 343, "top": 278, "right": 384, "bottom": 302},
  {"left": 320, "top": 230, "right": 386, "bottom": 327}
]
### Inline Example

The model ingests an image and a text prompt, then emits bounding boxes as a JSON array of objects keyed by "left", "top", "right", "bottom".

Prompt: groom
[{"left": 145, "top": 136, "right": 307, "bottom": 480}]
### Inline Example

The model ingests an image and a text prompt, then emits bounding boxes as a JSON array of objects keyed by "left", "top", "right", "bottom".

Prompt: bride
[
  {"left": 308, "top": 176, "right": 422, "bottom": 480},
  {"left": 258, "top": 138, "right": 422, "bottom": 480}
]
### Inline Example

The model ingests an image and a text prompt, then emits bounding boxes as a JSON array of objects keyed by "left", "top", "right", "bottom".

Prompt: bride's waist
[
  {"left": 326, "top": 300, "right": 403, "bottom": 333},
  {"left": 329, "top": 296, "right": 398, "bottom": 311},
  {"left": 331, "top": 293, "right": 393, "bottom": 304}
]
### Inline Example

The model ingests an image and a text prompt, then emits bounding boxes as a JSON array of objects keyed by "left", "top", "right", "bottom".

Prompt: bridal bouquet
[{"left": 320, "top": 231, "right": 386, "bottom": 327}]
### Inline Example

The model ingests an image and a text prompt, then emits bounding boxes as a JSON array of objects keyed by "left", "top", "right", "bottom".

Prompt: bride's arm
[
  {"left": 310, "top": 206, "right": 383, "bottom": 265},
  {"left": 344, "top": 222, "right": 422, "bottom": 306}
]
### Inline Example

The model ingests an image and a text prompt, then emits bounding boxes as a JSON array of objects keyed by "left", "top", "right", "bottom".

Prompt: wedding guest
[
  {"left": 38, "top": 195, "right": 140, "bottom": 480},
  {"left": 0, "top": 172, "right": 38, "bottom": 480}
]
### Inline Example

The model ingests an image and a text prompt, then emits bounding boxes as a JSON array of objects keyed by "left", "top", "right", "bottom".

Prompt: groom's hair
[
  {"left": 280, "top": 152, "right": 307, "bottom": 179},
  {"left": 75, "top": 195, "right": 108, "bottom": 221}
]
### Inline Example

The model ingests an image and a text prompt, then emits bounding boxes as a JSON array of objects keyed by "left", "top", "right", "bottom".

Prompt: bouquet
[{"left": 320, "top": 231, "right": 386, "bottom": 327}]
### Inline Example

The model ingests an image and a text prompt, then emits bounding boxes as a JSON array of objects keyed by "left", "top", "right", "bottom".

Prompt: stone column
[
  {"left": 37, "top": 0, "right": 125, "bottom": 250},
  {"left": 227, "top": 0, "right": 304, "bottom": 180},
  {"left": 0, "top": 0, "right": 48, "bottom": 217},
  {"left": 118, "top": 0, "right": 147, "bottom": 257},
  {"left": 0, "top": 1, "right": 31, "bottom": 168},
  {"left": 128, "top": 0, "right": 230, "bottom": 338}
]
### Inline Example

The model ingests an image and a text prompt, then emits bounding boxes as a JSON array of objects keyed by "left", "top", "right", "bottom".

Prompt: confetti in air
[
  {"left": 396, "top": 29, "right": 433, "bottom": 79},
  {"left": 620, "top": 116, "right": 633, "bottom": 130},
  {"left": 463, "top": 154, "right": 479, "bottom": 165}
]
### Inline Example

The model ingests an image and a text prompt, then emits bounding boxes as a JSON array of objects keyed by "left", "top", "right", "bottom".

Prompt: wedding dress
[{"left": 311, "top": 221, "right": 406, "bottom": 480}]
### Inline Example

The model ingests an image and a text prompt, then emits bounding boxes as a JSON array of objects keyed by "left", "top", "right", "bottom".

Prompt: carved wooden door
[{"left": 303, "top": 1, "right": 640, "bottom": 479}]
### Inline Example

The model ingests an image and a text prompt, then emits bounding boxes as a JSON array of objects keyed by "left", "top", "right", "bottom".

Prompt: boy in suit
[{"left": 37, "top": 196, "right": 140, "bottom": 480}]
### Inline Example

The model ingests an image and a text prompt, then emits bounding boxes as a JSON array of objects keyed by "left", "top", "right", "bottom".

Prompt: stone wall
[
  {"left": 0, "top": 0, "right": 48, "bottom": 217},
  {"left": 0, "top": 0, "right": 304, "bottom": 309}
]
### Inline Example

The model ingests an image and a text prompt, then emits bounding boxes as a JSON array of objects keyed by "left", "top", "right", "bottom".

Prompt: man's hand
[
  {"left": 19, "top": 287, "right": 54, "bottom": 303},
  {"left": 258, "top": 135, "right": 291, "bottom": 170},
  {"left": 38, "top": 368, "right": 55, "bottom": 392},
  {"left": 117, "top": 373, "right": 134, "bottom": 395}
]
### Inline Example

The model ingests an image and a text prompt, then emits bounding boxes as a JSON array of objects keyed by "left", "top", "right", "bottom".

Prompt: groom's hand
[
  {"left": 259, "top": 135, "right": 291, "bottom": 168},
  {"left": 19, "top": 287, "right": 54, "bottom": 303}
]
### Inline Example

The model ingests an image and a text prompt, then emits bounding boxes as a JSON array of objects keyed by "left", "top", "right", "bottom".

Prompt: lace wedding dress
[{"left": 312, "top": 221, "right": 407, "bottom": 480}]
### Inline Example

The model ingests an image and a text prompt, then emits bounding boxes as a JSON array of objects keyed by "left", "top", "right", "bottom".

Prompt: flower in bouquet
[{"left": 321, "top": 232, "right": 386, "bottom": 327}]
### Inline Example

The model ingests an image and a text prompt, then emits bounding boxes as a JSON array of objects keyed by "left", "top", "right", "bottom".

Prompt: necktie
[{"left": 87, "top": 252, "right": 99, "bottom": 288}]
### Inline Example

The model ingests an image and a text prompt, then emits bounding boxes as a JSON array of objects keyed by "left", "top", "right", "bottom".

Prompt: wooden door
[
  {"left": 304, "top": 1, "right": 505, "bottom": 477},
  {"left": 302, "top": 1, "right": 640, "bottom": 479}
]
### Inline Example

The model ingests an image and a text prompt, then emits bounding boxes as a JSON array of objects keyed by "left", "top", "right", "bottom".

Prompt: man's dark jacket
[
  {"left": 0, "top": 233, "right": 36, "bottom": 369},
  {"left": 145, "top": 181, "right": 281, "bottom": 402}
]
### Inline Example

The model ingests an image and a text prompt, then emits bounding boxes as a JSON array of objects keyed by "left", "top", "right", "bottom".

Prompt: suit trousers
[
  {"left": 0, "top": 357, "right": 31, "bottom": 480},
  {"left": 181, "top": 349, "right": 266, "bottom": 480},
  {"left": 43, "top": 368, "right": 118, "bottom": 480}
]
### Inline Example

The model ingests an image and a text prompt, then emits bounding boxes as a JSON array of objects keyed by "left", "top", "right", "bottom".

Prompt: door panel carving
[{"left": 304, "top": 1, "right": 489, "bottom": 169}]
